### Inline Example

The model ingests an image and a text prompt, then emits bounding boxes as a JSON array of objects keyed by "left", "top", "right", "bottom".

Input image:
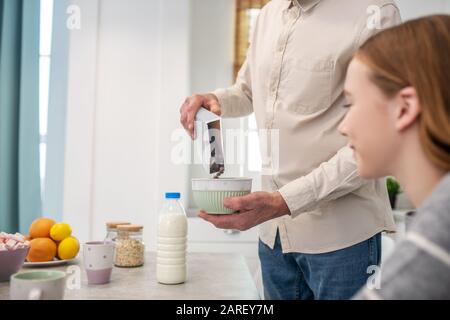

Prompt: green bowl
[{"left": 192, "top": 178, "right": 252, "bottom": 214}]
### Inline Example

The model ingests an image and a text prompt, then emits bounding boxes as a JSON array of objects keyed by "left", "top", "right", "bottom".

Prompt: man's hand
[
  {"left": 180, "top": 93, "right": 221, "bottom": 139},
  {"left": 198, "top": 191, "right": 291, "bottom": 231}
]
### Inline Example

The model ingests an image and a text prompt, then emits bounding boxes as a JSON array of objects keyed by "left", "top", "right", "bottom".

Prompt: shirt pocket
[{"left": 287, "top": 58, "right": 334, "bottom": 115}]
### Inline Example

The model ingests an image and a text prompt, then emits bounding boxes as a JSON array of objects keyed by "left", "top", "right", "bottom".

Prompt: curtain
[{"left": 0, "top": 0, "right": 41, "bottom": 234}]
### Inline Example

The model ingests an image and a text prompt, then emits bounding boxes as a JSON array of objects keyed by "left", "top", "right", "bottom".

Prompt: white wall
[
  {"left": 62, "top": 0, "right": 191, "bottom": 251},
  {"left": 61, "top": 0, "right": 99, "bottom": 244},
  {"left": 90, "top": 0, "right": 165, "bottom": 249},
  {"left": 190, "top": 0, "right": 235, "bottom": 94},
  {"left": 396, "top": 0, "right": 450, "bottom": 20},
  {"left": 155, "top": 0, "right": 192, "bottom": 242}
]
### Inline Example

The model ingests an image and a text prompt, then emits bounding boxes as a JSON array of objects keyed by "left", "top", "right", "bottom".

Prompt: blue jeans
[{"left": 258, "top": 231, "right": 382, "bottom": 300}]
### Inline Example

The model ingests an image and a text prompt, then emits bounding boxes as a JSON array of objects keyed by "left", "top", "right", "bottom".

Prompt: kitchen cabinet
[{"left": 187, "top": 216, "right": 259, "bottom": 257}]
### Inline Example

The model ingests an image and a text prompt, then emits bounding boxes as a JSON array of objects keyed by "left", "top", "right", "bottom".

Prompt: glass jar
[
  {"left": 105, "top": 221, "right": 131, "bottom": 243},
  {"left": 114, "top": 224, "right": 145, "bottom": 267}
]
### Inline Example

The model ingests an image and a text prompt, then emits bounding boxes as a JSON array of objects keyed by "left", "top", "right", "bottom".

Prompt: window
[
  {"left": 234, "top": 0, "right": 270, "bottom": 78},
  {"left": 39, "top": 0, "right": 54, "bottom": 195}
]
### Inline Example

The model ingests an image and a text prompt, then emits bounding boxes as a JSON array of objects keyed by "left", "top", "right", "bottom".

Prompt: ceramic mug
[
  {"left": 10, "top": 270, "right": 66, "bottom": 300},
  {"left": 83, "top": 241, "right": 115, "bottom": 285}
]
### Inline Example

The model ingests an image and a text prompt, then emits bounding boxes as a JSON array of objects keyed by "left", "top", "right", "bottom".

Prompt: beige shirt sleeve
[
  {"left": 211, "top": 5, "right": 263, "bottom": 118},
  {"left": 279, "top": 145, "right": 365, "bottom": 218},
  {"left": 212, "top": 57, "right": 253, "bottom": 118},
  {"left": 213, "top": 60, "right": 253, "bottom": 118},
  {"left": 278, "top": 4, "right": 402, "bottom": 219}
]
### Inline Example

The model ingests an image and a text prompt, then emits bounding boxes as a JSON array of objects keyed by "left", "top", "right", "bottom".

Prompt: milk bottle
[{"left": 157, "top": 192, "right": 188, "bottom": 284}]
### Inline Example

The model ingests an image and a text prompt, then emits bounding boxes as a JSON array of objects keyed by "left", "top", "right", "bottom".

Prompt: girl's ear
[{"left": 394, "top": 86, "right": 421, "bottom": 132}]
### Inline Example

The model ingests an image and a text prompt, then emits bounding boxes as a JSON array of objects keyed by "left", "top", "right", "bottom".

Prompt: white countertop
[{"left": 0, "top": 252, "right": 260, "bottom": 300}]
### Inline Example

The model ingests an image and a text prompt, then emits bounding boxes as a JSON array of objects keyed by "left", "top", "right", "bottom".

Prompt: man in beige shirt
[{"left": 181, "top": 0, "right": 400, "bottom": 299}]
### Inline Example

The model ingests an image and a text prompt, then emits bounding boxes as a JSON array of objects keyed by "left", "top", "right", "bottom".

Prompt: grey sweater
[{"left": 354, "top": 173, "right": 450, "bottom": 300}]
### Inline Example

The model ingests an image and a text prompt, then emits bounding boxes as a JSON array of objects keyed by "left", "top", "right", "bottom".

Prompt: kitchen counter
[{"left": 0, "top": 252, "right": 260, "bottom": 300}]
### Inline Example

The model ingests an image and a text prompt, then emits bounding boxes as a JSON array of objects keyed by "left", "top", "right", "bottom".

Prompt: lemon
[
  {"left": 57, "top": 236, "right": 79, "bottom": 260},
  {"left": 50, "top": 222, "right": 72, "bottom": 241}
]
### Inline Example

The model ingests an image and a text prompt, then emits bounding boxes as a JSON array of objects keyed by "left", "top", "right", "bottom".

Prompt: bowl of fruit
[
  {"left": 0, "top": 233, "right": 30, "bottom": 282},
  {"left": 24, "top": 218, "right": 80, "bottom": 267}
]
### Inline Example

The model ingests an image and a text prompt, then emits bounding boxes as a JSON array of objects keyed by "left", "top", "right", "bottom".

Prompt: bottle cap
[{"left": 165, "top": 192, "right": 181, "bottom": 199}]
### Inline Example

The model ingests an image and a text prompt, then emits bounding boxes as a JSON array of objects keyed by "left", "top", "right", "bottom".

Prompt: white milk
[{"left": 157, "top": 193, "right": 188, "bottom": 284}]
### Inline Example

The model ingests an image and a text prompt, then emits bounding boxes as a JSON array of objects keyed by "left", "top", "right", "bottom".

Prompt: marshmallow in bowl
[{"left": 0, "top": 232, "right": 30, "bottom": 251}]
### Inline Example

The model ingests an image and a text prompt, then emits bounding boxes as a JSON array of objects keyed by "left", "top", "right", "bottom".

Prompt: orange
[
  {"left": 26, "top": 238, "right": 57, "bottom": 262},
  {"left": 29, "top": 218, "right": 55, "bottom": 239}
]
